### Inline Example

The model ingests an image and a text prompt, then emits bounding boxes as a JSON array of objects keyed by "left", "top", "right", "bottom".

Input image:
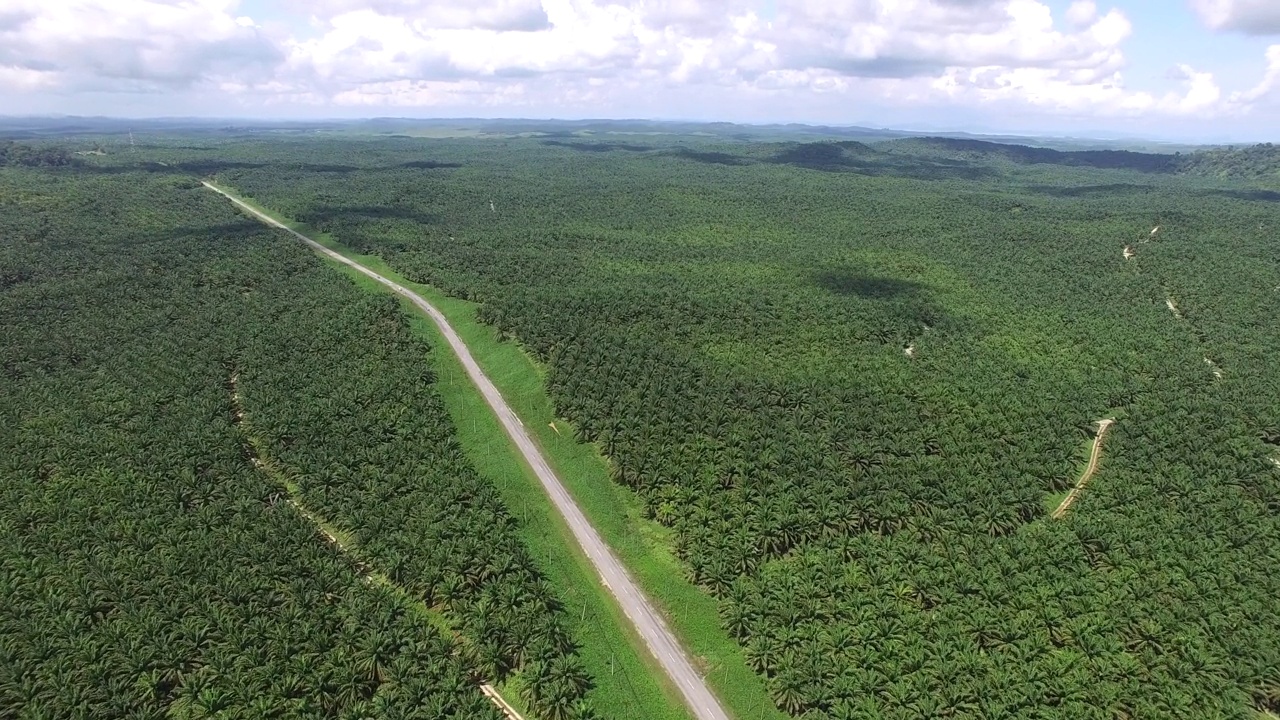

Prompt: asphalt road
[{"left": 205, "top": 182, "right": 731, "bottom": 720}]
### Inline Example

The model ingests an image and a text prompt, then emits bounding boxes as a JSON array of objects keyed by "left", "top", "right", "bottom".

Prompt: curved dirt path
[
  {"left": 205, "top": 182, "right": 730, "bottom": 720},
  {"left": 1052, "top": 419, "right": 1115, "bottom": 519}
]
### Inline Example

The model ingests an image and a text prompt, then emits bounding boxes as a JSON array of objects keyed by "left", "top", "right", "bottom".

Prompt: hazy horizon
[
  {"left": 3, "top": 1, "right": 1279, "bottom": 144},
  {"left": 1, "top": 113, "right": 1262, "bottom": 148}
]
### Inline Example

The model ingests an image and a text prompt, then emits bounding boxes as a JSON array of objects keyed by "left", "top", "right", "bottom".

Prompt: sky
[{"left": 1, "top": 0, "right": 1279, "bottom": 141}]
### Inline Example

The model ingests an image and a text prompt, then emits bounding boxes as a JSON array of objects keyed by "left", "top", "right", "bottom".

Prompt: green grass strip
[
  {"left": 207, "top": 184, "right": 705, "bottom": 720},
  {"left": 211, "top": 183, "right": 788, "bottom": 720}
]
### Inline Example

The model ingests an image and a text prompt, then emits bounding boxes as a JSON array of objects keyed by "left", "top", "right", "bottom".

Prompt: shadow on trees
[
  {"left": 163, "top": 220, "right": 270, "bottom": 242},
  {"left": 666, "top": 148, "right": 751, "bottom": 166},
  {"left": 891, "top": 137, "right": 1177, "bottom": 173},
  {"left": 0, "top": 268, "right": 32, "bottom": 290},
  {"left": 299, "top": 204, "right": 442, "bottom": 228},
  {"left": 770, "top": 142, "right": 872, "bottom": 171},
  {"left": 770, "top": 142, "right": 998, "bottom": 181},
  {"left": 77, "top": 160, "right": 370, "bottom": 175},
  {"left": 541, "top": 140, "right": 653, "bottom": 152},
  {"left": 65, "top": 163, "right": 177, "bottom": 175},
  {"left": 813, "top": 270, "right": 928, "bottom": 299},
  {"left": 1202, "top": 188, "right": 1280, "bottom": 203},
  {"left": 176, "top": 160, "right": 269, "bottom": 174},
  {"left": 1020, "top": 182, "right": 1156, "bottom": 198},
  {"left": 398, "top": 160, "right": 463, "bottom": 169},
  {"left": 1021, "top": 182, "right": 1280, "bottom": 204},
  {"left": 287, "top": 163, "right": 362, "bottom": 173}
]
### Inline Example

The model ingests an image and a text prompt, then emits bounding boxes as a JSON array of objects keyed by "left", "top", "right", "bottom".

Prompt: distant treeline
[
  {"left": 0, "top": 141, "right": 78, "bottom": 168},
  {"left": 11, "top": 132, "right": 1279, "bottom": 182},
  {"left": 1177, "top": 142, "right": 1280, "bottom": 180},
  {"left": 886, "top": 136, "right": 1280, "bottom": 179}
]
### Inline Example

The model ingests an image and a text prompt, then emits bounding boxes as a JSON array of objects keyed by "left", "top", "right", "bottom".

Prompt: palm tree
[{"left": 770, "top": 669, "right": 809, "bottom": 715}]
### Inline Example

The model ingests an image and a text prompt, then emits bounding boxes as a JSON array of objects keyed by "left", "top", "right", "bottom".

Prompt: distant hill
[
  {"left": 3, "top": 115, "right": 1275, "bottom": 183},
  {"left": 872, "top": 136, "right": 1278, "bottom": 182},
  {"left": 882, "top": 136, "right": 1177, "bottom": 173},
  {"left": 1175, "top": 143, "right": 1280, "bottom": 181},
  {"left": 0, "top": 116, "right": 1217, "bottom": 153}
]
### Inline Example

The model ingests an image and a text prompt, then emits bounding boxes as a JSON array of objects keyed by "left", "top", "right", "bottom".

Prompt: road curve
[
  {"left": 204, "top": 182, "right": 731, "bottom": 720},
  {"left": 1052, "top": 418, "right": 1115, "bottom": 520}
]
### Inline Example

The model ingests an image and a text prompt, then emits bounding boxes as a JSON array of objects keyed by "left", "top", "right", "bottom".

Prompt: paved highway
[{"left": 205, "top": 182, "right": 731, "bottom": 720}]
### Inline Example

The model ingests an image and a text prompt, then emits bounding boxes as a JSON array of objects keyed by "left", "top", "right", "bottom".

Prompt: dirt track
[
  {"left": 205, "top": 182, "right": 730, "bottom": 720},
  {"left": 1052, "top": 419, "right": 1115, "bottom": 519}
]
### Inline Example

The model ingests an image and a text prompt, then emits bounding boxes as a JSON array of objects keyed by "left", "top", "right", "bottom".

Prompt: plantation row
[
  {"left": 0, "top": 167, "right": 596, "bottom": 719},
  {"left": 189, "top": 133, "right": 1280, "bottom": 719}
]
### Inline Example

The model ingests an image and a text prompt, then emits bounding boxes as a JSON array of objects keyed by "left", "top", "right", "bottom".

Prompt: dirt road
[
  {"left": 1052, "top": 419, "right": 1115, "bottom": 519},
  {"left": 481, "top": 685, "right": 527, "bottom": 720},
  {"left": 204, "top": 182, "right": 730, "bottom": 720}
]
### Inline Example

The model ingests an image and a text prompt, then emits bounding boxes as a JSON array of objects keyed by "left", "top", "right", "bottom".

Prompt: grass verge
[
  {"left": 208, "top": 183, "right": 694, "bottom": 720},
  {"left": 209, "top": 182, "right": 786, "bottom": 720}
]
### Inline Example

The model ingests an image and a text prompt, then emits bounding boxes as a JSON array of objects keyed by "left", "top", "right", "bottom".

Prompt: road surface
[
  {"left": 481, "top": 685, "right": 528, "bottom": 720},
  {"left": 1052, "top": 419, "right": 1115, "bottom": 519},
  {"left": 204, "top": 182, "right": 731, "bottom": 720}
]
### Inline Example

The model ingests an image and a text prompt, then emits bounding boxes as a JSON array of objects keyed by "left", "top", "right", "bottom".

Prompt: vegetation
[
  {"left": 179, "top": 132, "right": 1280, "bottom": 719},
  {"left": 0, "top": 166, "right": 596, "bottom": 718},
  {"left": 7, "top": 126, "right": 1280, "bottom": 720},
  {"left": 1176, "top": 143, "right": 1280, "bottom": 182},
  {"left": 213, "top": 186, "right": 694, "bottom": 720},
  {"left": 0, "top": 140, "right": 77, "bottom": 167}
]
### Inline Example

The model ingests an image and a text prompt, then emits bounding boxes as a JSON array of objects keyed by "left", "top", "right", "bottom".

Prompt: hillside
[
  {"left": 184, "top": 131, "right": 1280, "bottom": 719},
  {"left": 6, "top": 129, "right": 1280, "bottom": 720}
]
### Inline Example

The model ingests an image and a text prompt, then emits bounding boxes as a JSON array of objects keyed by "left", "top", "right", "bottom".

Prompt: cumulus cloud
[
  {"left": 0, "top": 0, "right": 279, "bottom": 93},
  {"left": 760, "top": 0, "right": 1132, "bottom": 81},
  {"left": 0, "top": 0, "right": 1270, "bottom": 128},
  {"left": 1231, "top": 44, "right": 1280, "bottom": 103},
  {"left": 631, "top": 0, "right": 757, "bottom": 34},
  {"left": 284, "top": 0, "right": 641, "bottom": 93},
  {"left": 1190, "top": 0, "right": 1280, "bottom": 34},
  {"left": 926, "top": 60, "right": 1226, "bottom": 118},
  {"left": 1160, "top": 64, "right": 1223, "bottom": 114},
  {"left": 284, "top": 0, "right": 1142, "bottom": 101},
  {"left": 292, "top": 0, "right": 552, "bottom": 32},
  {"left": 1065, "top": 0, "right": 1098, "bottom": 28}
]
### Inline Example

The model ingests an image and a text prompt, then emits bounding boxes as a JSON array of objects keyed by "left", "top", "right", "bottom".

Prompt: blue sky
[
  {"left": 1, "top": 0, "right": 1278, "bottom": 142},
  {"left": 1112, "top": 2, "right": 1267, "bottom": 92}
]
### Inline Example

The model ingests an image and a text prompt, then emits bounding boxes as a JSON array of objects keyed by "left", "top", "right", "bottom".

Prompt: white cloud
[
  {"left": 0, "top": 0, "right": 279, "bottom": 92},
  {"left": 0, "top": 65, "right": 56, "bottom": 91},
  {"left": 765, "top": 0, "right": 1133, "bottom": 79},
  {"left": 924, "top": 61, "right": 1225, "bottom": 118},
  {"left": 1161, "top": 64, "right": 1222, "bottom": 114},
  {"left": 1231, "top": 44, "right": 1280, "bottom": 103},
  {"left": 1190, "top": 0, "right": 1280, "bottom": 34},
  {"left": 294, "top": 0, "right": 552, "bottom": 32},
  {"left": 283, "top": 1, "right": 1142, "bottom": 99},
  {"left": 284, "top": 0, "right": 641, "bottom": 91},
  {"left": 0, "top": 0, "right": 1270, "bottom": 131},
  {"left": 1065, "top": 0, "right": 1098, "bottom": 28},
  {"left": 632, "top": 0, "right": 757, "bottom": 34}
]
